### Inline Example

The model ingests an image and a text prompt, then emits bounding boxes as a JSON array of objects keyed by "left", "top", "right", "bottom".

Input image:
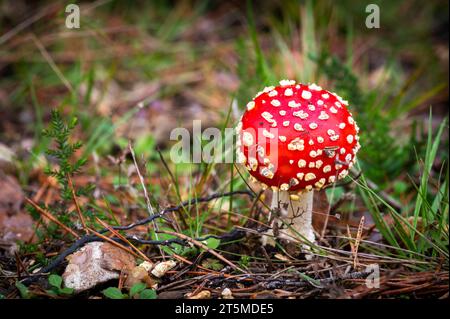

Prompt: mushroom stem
[{"left": 270, "top": 190, "right": 315, "bottom": 244}]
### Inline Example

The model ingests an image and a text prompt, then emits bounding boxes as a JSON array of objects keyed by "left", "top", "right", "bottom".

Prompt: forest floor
[{"left": 0, "top": 1, "right": 448, "bottom": 299}]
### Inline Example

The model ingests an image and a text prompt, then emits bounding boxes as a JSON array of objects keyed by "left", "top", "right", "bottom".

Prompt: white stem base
[{"left": 262, "top": 190, "right": 315, "bottom": 247}]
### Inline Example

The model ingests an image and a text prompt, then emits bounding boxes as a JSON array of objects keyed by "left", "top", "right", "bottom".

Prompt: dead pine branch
[
  {"left": 95, "top": 217, "right": 153, "bottom": 264},
  {"left": 20, "top": 190, "right": 254, "bottom": 285},
  {"left": 85, "top": 226, "right": 143, "bottom": 261},
  {"left": 158, "top": 230, "right": 246, "bottom": 274},
  {"left": 67, "top": 174, "right": 88, "bottom": 234},
  {"left": 25, "top": 198, "right": 80, "bottom": 238}
]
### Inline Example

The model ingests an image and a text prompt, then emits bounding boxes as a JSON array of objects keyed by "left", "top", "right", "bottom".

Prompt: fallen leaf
[
  {"left": 0, "top": 213, "right": 34, "bottom": 244},
  {"left": 124, "top": 262, "right": 156, "bottom": 289},
  {"left": 124, "top": 265, "right": 149, "bottom": 288},
  {"left": 62, "top": 242, "right": 135, "bottom": 293},
  {"left": 0, "top": 173, "right": 34, "bottom": 251},
  {"left": 100, "top": 242, "right": 137, "bottom": 271},
  {"left": 0, "top": 173, "right": 24, "bottom": 213}
]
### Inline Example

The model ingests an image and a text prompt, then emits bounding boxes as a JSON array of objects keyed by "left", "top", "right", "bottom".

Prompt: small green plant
[
  {"left": 102, "top": 283, "right": 157, "bottom": 299},
  {"left": 27, "top": 109, "right": 100, "bottom": 234},
  {"left": 102, "top": 287, "right": 126, "bottom": 299},
  {"left": 46, "top": 274, "right": 74, "bottom": 296},
  {"left": 129, "top": 282, "right": 157, "bottom": 299},
  {"left": 42, "top": 109, "right": 91, "bottom": 202},
  {"left": 238, "top": 255, "right": 251, "bottom": 268},
  {"left": 204, "top": 237, "right": 220, "bottom": 250},
  {"left": 201, "top": 258, "right": 223, "bottom": 271},
  {"left": 15, "top": 281, "right": 31, "bottom": 299}
]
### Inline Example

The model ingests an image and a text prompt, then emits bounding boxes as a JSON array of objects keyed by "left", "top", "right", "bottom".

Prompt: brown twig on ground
[
  {"left": 0, "top": 3, "right": 59, "bottom": 45},
  {"left": 118, "top": 269, "right": 126, "bottom": 291},
  {"left": 202, "top": 269, "right": 373, "bottom": 290},
  {"left": 347, "top": 216, "right": 365, "bottom": 269},
  {"left": 67, "top": 174, "right": 88, "bottom": 234},
  {"left": 348, "top": 271, "right": 449, "bottom": 298},
  {"left": 20, "top": 190, "right": 254, "bottom": 286},
  {"left": 95, "top": 217, "right": 153, "bottom": 264},
  {"left": 25, "top": 198, "right": 80, "bottom": 238},
  {"left": 128, "top": 142, "right": 157, "bottom": 228},
  {"left": 353, "top": 216, "right": 365, "bottom": 269},
  {"left": 169, "top": 253, "right": 218, "bottom": 275},
  {"left": 158, "top": 230, "right": 246, "bottom": 273},
  {"left": 85, "top": 226, "right": 143, "bottom": 261},
  {"left": 14, "top": 252, "right": 29, "bottom": 280}
]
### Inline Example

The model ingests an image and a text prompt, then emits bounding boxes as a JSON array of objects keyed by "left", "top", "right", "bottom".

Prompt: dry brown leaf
[
  {"left": 0, "top": 173, "right": 34, "bottom": 250},
  {"left": 62, "top": 242, "right": 136, "bottom": 292},
  {"left": 0, "top": 212, "right": 34, "bottom": 245},
  {"left": 0, "top": 173, "right": 24, "bottom": 213},
  {"left": 99, "top": 242, "right": 136, "bottom": 271},
  {"left": 124, "top": 262, "right": 156, "bottom": 289}
]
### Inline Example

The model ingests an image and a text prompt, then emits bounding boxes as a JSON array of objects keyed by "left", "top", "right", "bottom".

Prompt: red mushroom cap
[{"left": 236, "top": 80, "right": 361, "bottom": 192}]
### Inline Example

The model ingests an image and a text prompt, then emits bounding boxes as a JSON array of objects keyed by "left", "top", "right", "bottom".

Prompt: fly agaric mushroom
[{"left": 236, "top": 80, "right": 360, "bottom": 247}]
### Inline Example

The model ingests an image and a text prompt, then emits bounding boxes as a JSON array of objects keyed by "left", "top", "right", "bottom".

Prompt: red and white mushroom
[{"left": 236, "top": 80, "right": 361, "bottom": 247}]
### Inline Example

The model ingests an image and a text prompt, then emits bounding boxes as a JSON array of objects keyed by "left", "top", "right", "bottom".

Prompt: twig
[
  {"left": 95, "top": 217, "right": 153, "bottom": 264},
  {"left": 158, "top": 230, "right": 246, "bottom": 273},
  {"left": 21, "top": 190, "right": 254, "bottom": 285},
  {"left": 15, "top": 252, "right": 29, "bottom": 279},
  {"left": 85, "top": 227, "right": 143, "bottom": 261},
  {"left": 25, "top": 198, "right": 80, "bottom": 238},
  {"left": 353, "top": 216, "right": 365, "bottom": 269},
  {"left": 209, "top": 270, "right": 373, "bottom": 289},
  {"left": 67, "top": 174, "right": 88, "bottom": 234},
  {"left": 30, "top": 34, "right": 74, "bottom": 93},
  {"left": 0, "top": 3, "right": 58, "bottom": 45},
  {"left": 128, "top": 142, "right": 161, "bottom": 236},
  {"left": 169, "top": 252, "right": 220, "bottom": 278}
]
